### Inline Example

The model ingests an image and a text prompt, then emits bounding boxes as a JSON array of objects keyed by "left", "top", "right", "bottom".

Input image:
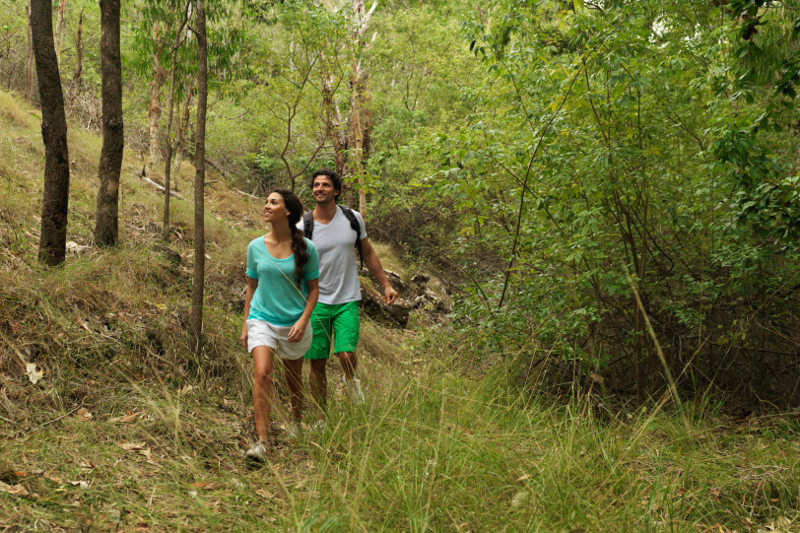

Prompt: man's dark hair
[{"left": 310, "top": 169, "right": 342, "bottom": 201}]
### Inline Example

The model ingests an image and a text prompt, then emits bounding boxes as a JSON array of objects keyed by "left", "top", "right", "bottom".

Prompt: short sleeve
[
  {"left": 246, "top": 241, "right": 258, "bottom": 279},
  {"left": 304, "top": 239, "right": 320, "bottom": 281},
  {"left": 354, "top": 211, "right": 367, "bottom": 240}
]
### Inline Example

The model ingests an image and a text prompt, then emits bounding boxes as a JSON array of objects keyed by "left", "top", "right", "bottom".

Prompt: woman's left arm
[{"left": 287, "top": 278, "right": 319, "bottom": 343}]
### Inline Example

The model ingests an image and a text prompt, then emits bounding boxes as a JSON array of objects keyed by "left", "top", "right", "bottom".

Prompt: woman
[{"left": 240, "top": 188, "right": 320, "bottom": 461}]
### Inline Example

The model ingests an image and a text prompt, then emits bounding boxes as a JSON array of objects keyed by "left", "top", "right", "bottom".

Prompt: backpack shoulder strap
[
  {"left": 303, "top": 211, "right": 314, "bottom": 240},
  {"left": 338, "top": 205, "right": 364, "bottom": 269}
]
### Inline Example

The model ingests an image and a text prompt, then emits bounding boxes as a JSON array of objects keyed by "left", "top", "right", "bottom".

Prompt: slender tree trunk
[
  {"left": 53, "top": 0, "right": 66, "bottom": 68},
  {"left": 72, "top": 10, "right": 83, "bottom": 87},
  {"left": 148, "top": 22, "right": 166, "bottom": 174},
  {"left": 30, "top": 0, "right": 71, "bottom": 266},
  {"left": 174, "top": 81, "right": 193, "bottom": 190},
  {"left": 322, "top": 72, "right": 347, "bottom": 177},
  {"left": 346, "top": 0, "right": 376, "bottom": 217},
  {"left": 26, "top": 0, "right": 33, "bottom": 103},
  {"left": 190, "top": 0, "right": 208, "bottom": 347},
  {"left": 163, "top": 4, "right": 190, "bottom": 241},
  {"left": 347, "top": 62, "right": 366, "bottom": 216},
  {"left": 94, "top": 0, "right": 123, "bottom": 247}
]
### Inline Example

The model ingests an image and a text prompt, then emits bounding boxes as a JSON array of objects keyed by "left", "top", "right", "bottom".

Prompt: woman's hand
[
  {"left": 240, "top": 323, "right": 249, "bottom": 350},
  {"left": 287, "top": 318, "right": 308, "bottom": 343}
]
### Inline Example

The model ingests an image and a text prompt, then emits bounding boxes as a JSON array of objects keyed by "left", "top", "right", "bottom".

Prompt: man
[{"left": 300, "top": 169, "right": 398, "bottom": 420}]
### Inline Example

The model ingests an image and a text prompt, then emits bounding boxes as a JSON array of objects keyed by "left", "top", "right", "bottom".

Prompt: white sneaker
[
  {"left": 245, "top": 439, "right": 269, "bottom": 462},
  {"left": 287, "top": 420, "right": 303, "bottom": 441},
  {"left": 343, "top": 376, "right": 365, "bottom": 406}
]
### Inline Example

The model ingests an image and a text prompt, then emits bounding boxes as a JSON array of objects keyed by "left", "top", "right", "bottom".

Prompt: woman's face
[{"left": 263, "top": 192, "right": 290, "bottom": 224}]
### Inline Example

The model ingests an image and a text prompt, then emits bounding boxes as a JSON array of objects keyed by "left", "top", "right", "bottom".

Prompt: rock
[
  {"left": 360, "top": 282, "right": 410, "bottom": 328},
  {"left": 384, "top": 270, "right": 409, "bottom": 293}
]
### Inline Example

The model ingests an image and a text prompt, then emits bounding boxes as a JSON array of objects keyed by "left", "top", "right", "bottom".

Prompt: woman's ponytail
[{"left": 272, "top": 188, "right": 308, "bottom": 289}]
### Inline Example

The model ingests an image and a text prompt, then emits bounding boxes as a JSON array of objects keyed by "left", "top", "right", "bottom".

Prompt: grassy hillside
[{"left": 1, "top": 90, "right": 799, "bottom": 532}]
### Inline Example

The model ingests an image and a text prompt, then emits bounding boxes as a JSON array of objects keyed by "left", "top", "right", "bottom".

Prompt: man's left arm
[{"left": 360, "top": 237, "right": 399, "bottom": 305}]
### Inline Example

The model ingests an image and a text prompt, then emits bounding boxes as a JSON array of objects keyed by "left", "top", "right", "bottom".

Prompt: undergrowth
[{"left": 1, "top": 89, "right": 799, "bottom": 532}]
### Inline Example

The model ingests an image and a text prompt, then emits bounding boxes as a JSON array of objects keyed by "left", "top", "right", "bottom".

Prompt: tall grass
[{"left": 1, "top": 89, "right": 799, "bottom": 533}]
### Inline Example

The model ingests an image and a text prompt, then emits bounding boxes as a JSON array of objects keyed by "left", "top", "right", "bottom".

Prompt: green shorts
[{"left": 305, "top": 301, "right": 360, "bottom": 360}]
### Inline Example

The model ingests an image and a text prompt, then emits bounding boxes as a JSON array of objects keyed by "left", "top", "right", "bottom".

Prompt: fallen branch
[
  {"left": 141, "top": 176, "right": 184, "bottom": 199},
  {"left": 235, "top": 188, "right": 259, "bottom": 199}
]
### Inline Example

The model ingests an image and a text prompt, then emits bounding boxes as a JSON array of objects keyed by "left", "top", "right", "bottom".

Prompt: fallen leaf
[
  {"left": 0, "top": 482, "right": 29, "bottom": 496},
  {"left": 78, "top": 460, "right": 95, "bottom": 471},
  {"left": 43, "top": 473, "right": 64, "bottom": 485},
  {"left": 76, "top": 408, "right": 92, "bottom": 422},
  {"left": 119, "top": 411, "right": 141, "bottom": 423},
  {"left": 119, "top": 442, "right": 151, "bottom": 459},
  {"left": 25, "top": 363, "right": 43, "bottom": 385},
  {"left": 68, "top": 480, "right": 89, "bottom": 489}
]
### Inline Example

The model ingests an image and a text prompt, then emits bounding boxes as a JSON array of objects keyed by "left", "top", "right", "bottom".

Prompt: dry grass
[{"left": 3, "top": 89, "right": 800, "bottom": 533}]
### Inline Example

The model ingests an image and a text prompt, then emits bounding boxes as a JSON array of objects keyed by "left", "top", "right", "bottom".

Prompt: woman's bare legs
[{"left": 252, "top": 345, "right": 275, "bottom": 441}]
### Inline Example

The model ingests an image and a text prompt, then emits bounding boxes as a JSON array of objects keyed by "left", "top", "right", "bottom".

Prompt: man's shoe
[
  {"left": 343, "top": 376, "right": 365, "bottom": 406},
  {"left": 245, "top": 439, "right": 269, "bottom": 462},
  {"left": 287, "top": 420, "right": 303, "bottom": 441}
]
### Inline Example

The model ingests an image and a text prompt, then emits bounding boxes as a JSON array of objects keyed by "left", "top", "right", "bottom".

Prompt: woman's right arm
[{"left": 240, "top": 277, "right": 259, "bottom": 349}]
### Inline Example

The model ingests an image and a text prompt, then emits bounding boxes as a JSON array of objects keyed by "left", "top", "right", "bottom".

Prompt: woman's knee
[{"left": 254, "top": 365, "right": 273, "bottom": 386}]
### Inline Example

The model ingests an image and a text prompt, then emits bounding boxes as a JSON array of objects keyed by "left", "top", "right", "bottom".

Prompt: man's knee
[
  {"left": 337, "top": 351, "right": 357, "bottom": 369},
  {"left": 310, "top": 359, "right": 328, "bottom": 376}
]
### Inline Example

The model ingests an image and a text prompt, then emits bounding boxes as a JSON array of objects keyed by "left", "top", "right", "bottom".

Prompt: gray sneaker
[
  {"left": 343, "top": 376, "right": 365, "bottom": 406},
  {"left": 245, "top": 439, "right": 269, "bottom": 462},
  {"left": 287, "top": 420, "right": 303, "bottom": 441}
]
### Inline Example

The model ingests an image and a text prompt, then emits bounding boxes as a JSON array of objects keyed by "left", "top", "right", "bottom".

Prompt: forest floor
[{"left": 1, "top": 90, "right": 800, "bottom": 532}]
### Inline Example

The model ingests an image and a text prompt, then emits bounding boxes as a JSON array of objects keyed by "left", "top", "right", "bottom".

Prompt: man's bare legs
[
  {"left": 283, "top": 357, "right": 304, "bottom": 421},
  {"left": 309, "top": 351, "right": 357, "bottom": 420}
]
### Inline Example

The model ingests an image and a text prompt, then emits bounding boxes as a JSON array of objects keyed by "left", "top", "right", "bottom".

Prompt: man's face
[{"left": 312, "top": 176, "right": 339, "bottom": 205}]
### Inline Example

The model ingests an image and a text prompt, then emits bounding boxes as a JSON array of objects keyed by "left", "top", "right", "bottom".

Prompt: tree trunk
[
  {"left": 322, "top": 72, "right": 347, "bottom": 177},
  {"left": 347, "top": 62, "right": 366, "bottom": 216},
  {"left": 26, "top": 0, "right": 33, "bottom": 103},
  {"left": 346, "top": 0, "right": 376, "bottom": 217},
  {"left": 53, "top": 0, "right": 66, "bottom": 68},
  {"left": 72, "top": 10, "right": 83, "bottom": 87},
  {"left": 174, "top": 82, "right": 193, "bottom": 190},
  {"left": 30, "top": 0, "right": 71, "bottom": 266},
  {"left": 190, "top": 0, "right": 208, "bottom": 347},
  {"left": 94, "top": 0, "right": 123, "bottom": 247},
  {"left": 360, "top": 69, "right": 372, "bottom": 161},
  {"left": 148, "top": 22, "right": 166, "bottom": 174},
  {"left": 163, "top": 7, "right": 191, "bottom": 241}
]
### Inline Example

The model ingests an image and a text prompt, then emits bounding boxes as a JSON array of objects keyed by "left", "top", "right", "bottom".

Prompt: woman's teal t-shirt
[{"left": 246, "top": 236, "right": 320, "bottom": 326}]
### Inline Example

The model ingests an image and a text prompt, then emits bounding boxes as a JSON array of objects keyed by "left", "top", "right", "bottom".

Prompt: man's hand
[
  {"left": 383, "top": 285, "right": 399, "bottom": 305},
  {"left": 287, "top": 318, "right": 308, "bottom": 343}
]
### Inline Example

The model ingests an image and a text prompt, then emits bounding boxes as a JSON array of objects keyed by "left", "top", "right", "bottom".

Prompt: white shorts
[{"left": 246, "top": 319, "right": 312, "bottom": 360}]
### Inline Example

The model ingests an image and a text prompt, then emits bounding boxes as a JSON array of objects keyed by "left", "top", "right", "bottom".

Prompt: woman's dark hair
[
  {"left": 271, "top": 188, "right": 308, "bottom": 289},
  {"left": 310, "top": 169, "right": 341, "bottom": 201}
]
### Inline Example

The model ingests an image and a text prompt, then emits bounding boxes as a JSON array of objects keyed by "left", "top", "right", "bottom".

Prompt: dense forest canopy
[{"left": 5, "top": 0, "right": 800, "bottom": 403}]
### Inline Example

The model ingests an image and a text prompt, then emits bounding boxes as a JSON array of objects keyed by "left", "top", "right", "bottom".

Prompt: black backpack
[{"left": 303, "top": 205, "right": 364, "bottom": 269}]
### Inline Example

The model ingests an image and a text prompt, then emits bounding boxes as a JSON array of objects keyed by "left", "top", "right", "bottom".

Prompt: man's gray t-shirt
[{"left": 297, "top": 207, "right": 367, "bottom": 305}]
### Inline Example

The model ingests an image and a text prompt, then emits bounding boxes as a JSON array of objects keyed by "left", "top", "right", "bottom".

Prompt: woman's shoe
[{"left": 245, "top": 439, "right": 269, "bottom": 462}]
